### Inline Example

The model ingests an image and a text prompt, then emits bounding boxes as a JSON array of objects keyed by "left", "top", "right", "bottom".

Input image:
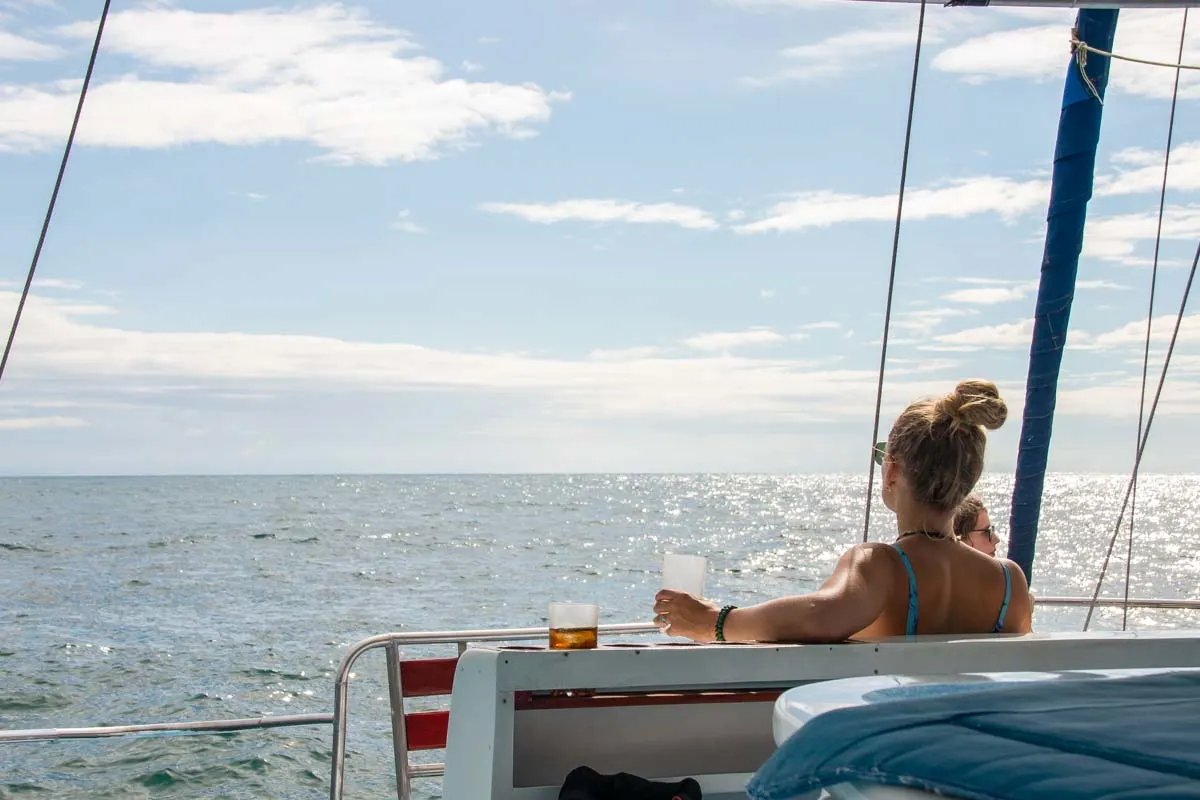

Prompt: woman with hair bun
[{"left": 653, "top": 380, "right": 1033, "bottom": 642}]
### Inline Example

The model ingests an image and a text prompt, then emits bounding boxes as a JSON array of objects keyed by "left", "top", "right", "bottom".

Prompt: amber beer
[
  {"left": 547, "top": 602, "right": 599, "bottom": 650},
  {"left": 548, "top": 626, "right": 598, "bottom": 650}
]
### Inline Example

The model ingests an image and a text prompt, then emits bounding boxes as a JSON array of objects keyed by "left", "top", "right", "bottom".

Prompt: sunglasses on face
[
  {"left": 971, "top": 525, "right": 999, "bottom": 544},
  {"left": 873, "top": 441, "right": 887, "bottom": 467}
]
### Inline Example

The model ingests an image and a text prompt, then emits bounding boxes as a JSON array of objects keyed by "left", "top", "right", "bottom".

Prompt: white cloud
[
  {"left": 1, "top": 291, "right": 967, "bottom": 423},
  {"left": 1091, "top": 313, "right": 1200, "bottom": 350},
  {"left": 5, "top": 292, "right": 1200, "bottom": 435},
  {"left": 461, "top": 60, "right": 483, "bottom": 73},
  {"left": 0, "top": 415, "right": 87, "bottom": 430},
  {"left": 31, "top": 278, "right": 82, "bottom": 290},
  {"left": 0, "top": 26, "right": 61, "bottom": 60},
  {"left": 933, "top": 23, "right": 1064, "bottom": 84},
  {"left": 760, "top": 288, "right": 776, "bottom": 299},
  {"left": 1084, "top": 206, "right": 1200, "bottom": 265},
  {"left": 934, "top": 11, "right": 1200, "bottom": 100},
  {"left": 1148, "top": 352, "right": 1200, "bottom": 375},
  {"left": 931, "top": 310, "right": 1194, "bottom": 355},
  {"left": 943, "top": 285, "right": 1031, "bottom": 305},
  {"left": 1058, "top": 374, "right": 1200, "bottom": 417},
  {"left": 0, "top": 6, "right": 564, "bottom": 164},
  {"left": 734, "top": 176, "right": 1048, "bottom": 234},
  {"left": 942, "top": 278, "right": 1127, "bottom": 305},
  {"left": 479, "top": 199, "right": 719, "bottom": 230},
  {"left": 476, "top": 139, "right": 1200, "bottom": 243},
  {"left": 390, "top": 209, "right": 425, "bottom": 234},
  {"left": 1099, "top": 142, "right": 1200, "bottom": 198},
  {"left": 894, "top": 307, "right": 978, "bottom": 338},
  {"left": 799, "top": 321, "right": 841, "bottom": 330},
  {"left": 682, "top": 328, "right": 787, "bottom": 351},
  {"left": 932, "top": 319, "right": 1035, "bottom": 351},
  {"left": 741, "top": 4, "right": 986, "bottom": 86},
  {"left": 244, "top": 192, "right": 267, "bottom": 202},
  {"left": 748, "top": 27, "right": 921, "bottom": 85},
  {"left": 587, "top": 346, "right": 666, "bottom": 362}
]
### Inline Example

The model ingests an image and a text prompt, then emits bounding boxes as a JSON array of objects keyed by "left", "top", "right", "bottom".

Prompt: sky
[{"left": 2, "top": 0, "right": 1200, "bottom": 475}]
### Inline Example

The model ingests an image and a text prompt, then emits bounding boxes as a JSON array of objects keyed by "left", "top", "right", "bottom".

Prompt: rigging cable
[
  {"left": 0, "top": 0, "right": 113, "bottom": 388},
  {"left": 1123, "top": 10, "right": 1188, "bottom": 633},
  {"left": 1084, "top": 11, "right": 1188, "bottom": 631},
  {"left": 1083, "top": 235, "right": 1200, "bottom": 631},
  {"left": 863, "top": 0, "right": 927, "bottom": 543}
]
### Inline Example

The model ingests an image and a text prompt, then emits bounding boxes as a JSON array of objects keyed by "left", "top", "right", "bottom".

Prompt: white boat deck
[{"left": 435, "top": 629, "right": 1200, "bottom": 800}]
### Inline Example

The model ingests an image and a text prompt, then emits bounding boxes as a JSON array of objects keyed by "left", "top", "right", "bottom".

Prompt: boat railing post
[
  {"left": 385, "top": 641, "right": 411, "bottom": 800},
  {"left": 330, "top": 636, "right": 382, "bottom": 800}
]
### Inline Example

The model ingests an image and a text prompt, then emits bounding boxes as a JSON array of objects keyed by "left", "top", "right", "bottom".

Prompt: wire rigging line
[
  {"left": 1120, "top": 10, "right": 1189, "bottom": 633},
  {"left": 1084, "top": 234, "right": 1200, "bottom": 632},
  {"left": 862, "top": 0, "right": 928, "bottom": 543},
  {"left": 0, "top": 0, "right": 113, "bottom": 389}
]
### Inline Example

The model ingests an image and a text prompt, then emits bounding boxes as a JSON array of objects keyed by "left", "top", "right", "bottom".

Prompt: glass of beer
[{"left": 548, "top": 602, "right": 599, "bottom": 650}]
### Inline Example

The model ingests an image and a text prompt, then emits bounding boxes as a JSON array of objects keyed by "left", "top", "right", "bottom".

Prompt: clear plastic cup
[
  {"left": 662, "top": 553, "right": 707, "bottom": 597},
  {"left": 548, "top": 602, "right": 599, "bottom": 650}
]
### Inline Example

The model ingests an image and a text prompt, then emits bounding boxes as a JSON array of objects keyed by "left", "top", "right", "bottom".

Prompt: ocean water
[{"left": 2, "top": 473, "right": 1199, "bottom": 799}]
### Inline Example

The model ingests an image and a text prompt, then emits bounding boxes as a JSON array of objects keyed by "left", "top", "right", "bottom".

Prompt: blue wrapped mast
[{"left": 1007, "top": 9, "right": 1119, "bottom": 584}]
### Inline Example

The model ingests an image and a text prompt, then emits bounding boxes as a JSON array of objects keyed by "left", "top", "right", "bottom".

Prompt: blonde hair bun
[{"left": 936, "top": 379, "right": 1007, "bottom": 431}]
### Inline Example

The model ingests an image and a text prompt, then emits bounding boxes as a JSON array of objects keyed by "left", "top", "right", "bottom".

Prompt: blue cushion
[{"left": 747, "top": 671, "right": 1200, "bottom": 800}]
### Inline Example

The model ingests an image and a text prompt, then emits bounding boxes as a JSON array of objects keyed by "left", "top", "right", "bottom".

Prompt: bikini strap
[
  {"left": 889, "top": 544, "right": 919, "bottom": 636},
  {"left": 994, "top": 561, "right": 1013, "bottom": 633}
]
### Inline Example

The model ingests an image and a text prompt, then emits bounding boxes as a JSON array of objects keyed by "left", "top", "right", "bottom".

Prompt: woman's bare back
[{"left": 856, "top": 536, "right": 1032, "bottom": 639}]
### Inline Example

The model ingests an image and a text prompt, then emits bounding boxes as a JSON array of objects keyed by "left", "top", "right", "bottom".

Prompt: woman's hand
[{"left": 653, "top": 589, "right": 721, "bottom": 642}]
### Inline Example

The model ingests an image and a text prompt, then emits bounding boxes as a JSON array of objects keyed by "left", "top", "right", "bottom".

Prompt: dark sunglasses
[
  {"left": 873, "top": 441, "right": 887, "bottom": 467},
  {"left": 971, "top": 525, "right": 999, "bottom": 543}
]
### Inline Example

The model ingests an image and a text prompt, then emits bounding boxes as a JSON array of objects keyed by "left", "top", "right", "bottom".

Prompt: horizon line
[{"left": 0, "top": 471, "right": 1194, "bottom": 479}]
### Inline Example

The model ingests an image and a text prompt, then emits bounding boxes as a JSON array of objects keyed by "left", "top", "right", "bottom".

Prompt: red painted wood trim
[
  {"left": 513, "top": 688, "right": 786, "bottom": 711},
  {"left": 405, "top": 710, "right": 450, "bottom": 750},
  {"left": 399, "top": 657, "right": 459, "bottom": 698}
]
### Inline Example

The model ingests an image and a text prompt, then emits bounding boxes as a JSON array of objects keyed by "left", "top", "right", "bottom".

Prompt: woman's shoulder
[
  {"left": 841, "top": 540, "right": 906, "bottom": 565},
  {"left": 996, "top": 556, "right": 1030, "bottom": 586},
  {"left": 830, "top": 541, "right": 908, "bottom": 579},
  {"left": 994, "top": 556, "right": 1033, "bottom": 611}
]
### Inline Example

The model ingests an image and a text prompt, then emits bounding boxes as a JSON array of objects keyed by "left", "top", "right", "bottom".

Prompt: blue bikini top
[{"left": 889, "top": 544, "right": 1011, "bottom": 636}]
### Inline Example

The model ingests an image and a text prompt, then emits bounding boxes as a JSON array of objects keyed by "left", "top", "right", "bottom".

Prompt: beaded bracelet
[{"left": 715, "top": 605, "right": 737, "bottom": 642}]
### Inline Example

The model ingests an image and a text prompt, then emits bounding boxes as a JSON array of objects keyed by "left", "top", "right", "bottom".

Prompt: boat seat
[{"left": 750, "top": 668, "right": 1200, "bottom": 800}]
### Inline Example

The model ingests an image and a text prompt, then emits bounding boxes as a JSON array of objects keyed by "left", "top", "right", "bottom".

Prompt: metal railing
[
  {"left": 0, "top": 713, "right": 332, "bottom": 743},
  {"left": 1034, "top": 596, "right": 1200, "bottom": 610},
  {"left": 2, "top": 596, "right": 1199, "bottom": 799},
  {"left": 328, "top": 622, "right": 658, "bottom": 800}
]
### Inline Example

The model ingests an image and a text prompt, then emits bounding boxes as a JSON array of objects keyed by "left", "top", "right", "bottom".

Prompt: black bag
[{"left": 559, "top": 765, "right": 703, "bottom": 800}]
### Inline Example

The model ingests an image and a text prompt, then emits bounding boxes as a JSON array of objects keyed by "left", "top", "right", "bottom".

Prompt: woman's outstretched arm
[{"left": 654, "top": 543, "right": 896, "bottom": 644}]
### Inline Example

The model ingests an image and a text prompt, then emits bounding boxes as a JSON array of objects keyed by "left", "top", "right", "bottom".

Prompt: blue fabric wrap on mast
[{"left": 1007, "top": 9, "right": 1118, "bottom": 585}]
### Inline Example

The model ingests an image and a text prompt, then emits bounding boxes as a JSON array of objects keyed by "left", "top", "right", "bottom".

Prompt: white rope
[{"left": 1072, "top": 36, "right": 1200, "bottom": 72}]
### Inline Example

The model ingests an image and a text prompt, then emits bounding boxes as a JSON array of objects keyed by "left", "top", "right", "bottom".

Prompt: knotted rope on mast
[{"left": 1072, "top": 30, "right": 1200, "bottom": 74}]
